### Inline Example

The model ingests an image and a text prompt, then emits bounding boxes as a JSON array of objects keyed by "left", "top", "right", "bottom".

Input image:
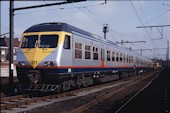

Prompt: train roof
[
  {"left": 24, "top": 22, "right": 93, "bottom": 37},
  {"left": 24, "top": 22, "right": 117, "bottom": 45}
]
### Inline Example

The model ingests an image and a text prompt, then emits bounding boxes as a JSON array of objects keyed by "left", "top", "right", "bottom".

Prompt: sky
[{"left": 1, "top": 0, "right": 170, "bottom": 60}]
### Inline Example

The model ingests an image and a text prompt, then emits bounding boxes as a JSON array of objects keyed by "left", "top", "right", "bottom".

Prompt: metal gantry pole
[
  {"left": 104, "top": 31, "right": 106, "bottom": 39},
  {"left": 103, "top": 24, "right": 108, "bottom": 39},
  {"left": 9, "top": 0, "right": 14, "bottom": 85}
]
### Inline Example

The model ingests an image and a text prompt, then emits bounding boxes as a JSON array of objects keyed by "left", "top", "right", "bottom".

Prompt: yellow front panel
[{"left": 21, "top": 31, "right": 70, "bottom": 69}]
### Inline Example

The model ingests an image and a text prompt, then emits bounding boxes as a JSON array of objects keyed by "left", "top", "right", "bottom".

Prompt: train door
[
  {"left": 61, "top": 34, "right": 73, "bottom": 66},
  {"left": 123, "top": 53, "right": 126, "bottom": 67},
  {"left": 101, "top": 47, "right": 105, "bottom": 67}
]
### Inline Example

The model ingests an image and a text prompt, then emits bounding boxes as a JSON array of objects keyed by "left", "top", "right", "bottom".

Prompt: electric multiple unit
[{"left": 16, "top": 22, "right": 152, "bottom": 92}]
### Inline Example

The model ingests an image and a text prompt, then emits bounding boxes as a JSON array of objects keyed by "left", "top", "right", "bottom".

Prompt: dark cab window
[
  {"left": 39, "top": 35, "right": 58, "bottom": 48},
  {"left": 21, "top": 35, "right": 38, "bottom": 48},
  {"left": 63, "top": 35, "right": 71, "bottom": 49}
]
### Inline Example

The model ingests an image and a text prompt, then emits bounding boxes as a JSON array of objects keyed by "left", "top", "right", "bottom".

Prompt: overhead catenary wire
[
  {"left": 163, "top": 3, "right": 170, "bottom": 8},
  {"left": 74, "top": 2, "right": 120, "bottom": 41},
  {"left": 137, "top": 0, "right": 162, "bottom": 43},
  {"left": 1, "top": 23, "right": 9, "bottom": 31},
  {"left": 109, "top": 28, "right": 148, "bottom": 48},
  {"left": 42, "top": 0, "right": 47, "bottom": 5},
  {"left": 130, "top": 1, "right": 153, "bottom": 44},
  {"left": 78, "top": 3, "right": 106, "bottom": 24},
  {"left": 108, "top": 30, "right": 119, "bottom": 42},
  {"left": 69, "top": 2, "right": 115, "bottom": 40},
  {"left": 0, "top": 23, "right": 10, "bottom": 37},
  {"left": 68, "top": 3, "right": 118, "bottom": 43},
  {"left": 144, "top": 8, "right": 170, "bottom": 25},
  {"left": 138, "top": 0, "right": 149, "bottom": 26},
  {"left": 14, "top": 1, "right": 144, "bottom": 47},
  {"left": 71, "top": 2, "right": 138, "bottom": 44},
  {"left": 156, "top": 27, "right": 163, "bottom": 38},
  {"left": 6, "top": 1, "right": 168, "bottom": 59},
  {"left": 71, "top": 4, "right": 103, "bottom": 26},
  {"left": 138, "top": 3, "right": 169, "bottom": 41},
  {"left": 14, "top": 2, "right": 106, "bottom": 15},
  {"left": 0, "top": 32, "right": 10, "bottom": 37},
  {"left": 130, "top": 0, "right": 158, "bottom": 59}
]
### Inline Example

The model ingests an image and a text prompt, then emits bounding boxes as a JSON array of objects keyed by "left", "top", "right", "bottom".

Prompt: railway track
[
  {"left": 0, "top": 71, "right": 158, "bottom": 113},
  {"left": 70, "top": 71, "right": 160, "bottom": 113},
  {"left": 0, "top": 77, "right": 19, "bottom": 85},
  {"left": 0, "top": 78, "right": 19, "bottom": 98}
]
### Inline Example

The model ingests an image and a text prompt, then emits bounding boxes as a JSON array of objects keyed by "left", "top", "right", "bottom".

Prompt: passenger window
[
  {"left": 116, "top": 52, "right": 119, "bottom": 62},
  {"left": 93, "top": 47, "right": 98, "bottom": 60},
  {"left": 130, "top": 56, "right": 132, "bottom": 63},
  {"left": 112, "top": 52, "right": 115, "bottom": 61},
  {"left": 107, "top": 50, "right": 110, "bottom": 61},
  {"left": 75, "top": 43, "right": 82, "bottom": 59},
  {"left": 129, "top": 56, "right": 131, "bottom": 63},
  {"left": 127, "top": 55, "right": 129, "bottom": 63},
  {"left": 85, "top": 45, "right": 91, "bottom": 59},
  {"left": 123, "top": 54, "right": 125, "bottom": 62},
  {"left": 120, "top": 53, "right": 122, "bottom": 62},
  {"left": 64, "top": 35, "right": 71, "bottom": 49}
]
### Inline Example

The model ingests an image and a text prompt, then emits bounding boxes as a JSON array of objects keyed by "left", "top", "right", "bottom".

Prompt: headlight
[
  {"left": 44, "top": 61, "right": 55, "bottom": 67},
  {"left": 1, "top": 50, "right": 5, "bottom": 55},
  {"left": 16, "top": 61, "right": 25, "bottom": 66}
]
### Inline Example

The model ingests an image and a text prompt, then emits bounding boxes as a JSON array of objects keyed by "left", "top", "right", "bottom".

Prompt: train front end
[{"left": 16, "top": 31, "right": 64, "bottom": 85}]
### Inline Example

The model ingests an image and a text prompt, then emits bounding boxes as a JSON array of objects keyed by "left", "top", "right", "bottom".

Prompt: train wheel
[
  {"left": 83, "top": 76, "right": 94, "bottom": 87},
  {"left": 62, "top": 79, "right": 75, "bottom": 91}
]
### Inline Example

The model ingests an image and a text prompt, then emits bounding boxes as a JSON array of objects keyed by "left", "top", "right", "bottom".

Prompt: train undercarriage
[{"left": 18, "top": 68, "right": 147, "bottom": 93}]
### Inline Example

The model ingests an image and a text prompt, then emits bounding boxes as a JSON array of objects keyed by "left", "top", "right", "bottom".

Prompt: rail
[
  {"left": 70, "top": 71, "right": 160, "bottom": 113},
  {"left": 0, "top": 71, "right": 159, "bottom": 112}
]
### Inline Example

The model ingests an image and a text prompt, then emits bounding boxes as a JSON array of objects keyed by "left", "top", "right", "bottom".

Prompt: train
[{"left": 16, "top": 22, "right": 153, "bottom": 92}]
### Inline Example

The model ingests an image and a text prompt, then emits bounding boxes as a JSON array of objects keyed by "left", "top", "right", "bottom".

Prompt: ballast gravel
[{"left": 1, "top": 80, "right": 132, "bottom": 113}]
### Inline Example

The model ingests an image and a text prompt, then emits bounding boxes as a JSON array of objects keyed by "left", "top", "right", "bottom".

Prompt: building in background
[{"left": 0, "top": 36, "right": 20, "bottom": 62}]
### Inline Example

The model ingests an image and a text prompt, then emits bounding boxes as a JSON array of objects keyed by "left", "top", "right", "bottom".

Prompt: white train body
[{"left": 16, "top": 23, "right": 152, "bottom": 91}]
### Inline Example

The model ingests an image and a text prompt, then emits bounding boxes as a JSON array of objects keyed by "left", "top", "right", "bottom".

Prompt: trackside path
[{"left": 116, "top": 69, "right": 169, "bottom": 113}]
